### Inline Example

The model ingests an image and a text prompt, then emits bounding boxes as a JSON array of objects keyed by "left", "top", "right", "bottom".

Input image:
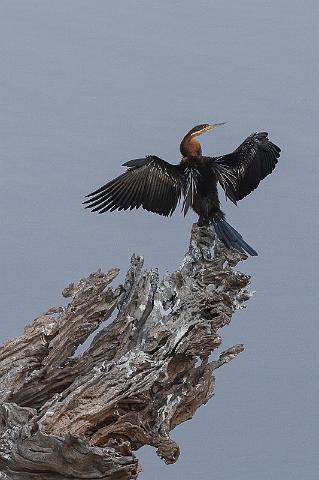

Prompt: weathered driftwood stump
[{"left": 0, "top": 224, "right": 251, "bottom": 479}]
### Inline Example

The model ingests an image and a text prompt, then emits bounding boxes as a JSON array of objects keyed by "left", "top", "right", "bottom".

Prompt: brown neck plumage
[{"left": 180, "top": 134, "right": 202, "bottom": 157}]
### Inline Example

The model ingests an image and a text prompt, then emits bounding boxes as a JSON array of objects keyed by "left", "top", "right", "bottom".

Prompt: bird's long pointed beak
[{"left": 208, "top": 122, "right": 226, "bottom": 130}]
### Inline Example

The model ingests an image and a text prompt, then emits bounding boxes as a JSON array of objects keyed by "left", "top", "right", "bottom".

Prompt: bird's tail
[{"left": 212, "top": 219, "right": 258, "bottom": 256}]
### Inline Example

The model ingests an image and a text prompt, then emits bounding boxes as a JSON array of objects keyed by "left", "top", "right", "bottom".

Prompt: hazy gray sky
[{"left": 1, "top": 1, "right": 318, "bottom": 478}]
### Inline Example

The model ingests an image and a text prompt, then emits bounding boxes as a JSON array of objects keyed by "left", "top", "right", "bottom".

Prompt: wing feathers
[
  {"left": 84, "top": 156, "right": 184, "bottom": 217},
  {"left": 213, "top": 132, "right": 281, "bottom": 203}
]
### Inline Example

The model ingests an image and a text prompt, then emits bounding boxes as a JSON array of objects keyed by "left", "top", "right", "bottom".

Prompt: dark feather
[
  {"left": 212, "top": 132, "right": 281, "bottom": 203},
  {"left": 182, "top": 167, "right": 200, "bottom": 216},
  {"left": 212, "top": 219, "right": 258, "bottom": 256},
  {"left": 84, "top": 156, "right": 184, "bottom": 217}
]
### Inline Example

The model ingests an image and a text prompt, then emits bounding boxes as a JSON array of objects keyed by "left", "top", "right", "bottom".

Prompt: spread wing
[
  {"left": 213, "top": 132, "right": 281, "bottom": 204},
  {"left": 84, "top": 155, "right": 185, "bottom": 217}
]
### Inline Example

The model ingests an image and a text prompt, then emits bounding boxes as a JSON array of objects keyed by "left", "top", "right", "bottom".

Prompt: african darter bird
[{"left": 84, "top": 124, "right": 281, "bottom": 255}]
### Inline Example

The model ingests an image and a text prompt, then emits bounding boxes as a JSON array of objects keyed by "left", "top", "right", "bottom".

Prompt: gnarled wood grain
[{"left": 0, "top": 225, "right": 252, "bottom": 479}]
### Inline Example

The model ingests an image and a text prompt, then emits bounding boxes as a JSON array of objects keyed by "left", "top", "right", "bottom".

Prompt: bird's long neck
[{"left": 180, "top": 134, "right": 202, "bottom": 157}]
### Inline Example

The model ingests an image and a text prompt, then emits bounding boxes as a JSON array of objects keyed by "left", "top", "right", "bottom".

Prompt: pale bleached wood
[{"left": 0, "top": 225, "right": 251, "bottom": 479}]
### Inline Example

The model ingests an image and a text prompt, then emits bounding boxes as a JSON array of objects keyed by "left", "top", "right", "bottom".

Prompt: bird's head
[
  {"left": 180, "top": 122, "right": 226, "bottom": 157},
  {"left": 187, "top": 123, "right": 226, "bottom": 138}
]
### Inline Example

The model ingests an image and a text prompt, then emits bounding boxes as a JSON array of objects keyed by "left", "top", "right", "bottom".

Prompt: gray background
[{"left": 1, "top": 1, "right": 318, "bottom": 479}]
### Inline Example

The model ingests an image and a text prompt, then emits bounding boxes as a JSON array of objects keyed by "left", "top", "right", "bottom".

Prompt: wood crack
[{"left": 0, "top": 224, "right": 251, "bottom": 479}]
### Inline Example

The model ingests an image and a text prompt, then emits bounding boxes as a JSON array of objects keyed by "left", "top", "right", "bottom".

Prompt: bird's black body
[
  {"left": 84, "top": 124, "right": 281, "bottom": 256},
  {"left": 181, "top": 155, "right": 221, "bottom": 225}
]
